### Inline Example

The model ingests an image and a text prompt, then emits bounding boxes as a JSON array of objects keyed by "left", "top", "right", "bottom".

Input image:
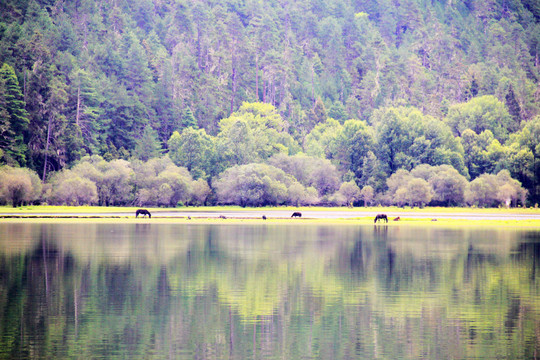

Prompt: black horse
[
  {"left": 374, "top": 214, "right": 388, "bottom": 223},
  {"left": 136, "top": 209, "right": 151, "bottom": 218},
  {"left": 291, "top": 212, "right": 302, "bottom": 218}
]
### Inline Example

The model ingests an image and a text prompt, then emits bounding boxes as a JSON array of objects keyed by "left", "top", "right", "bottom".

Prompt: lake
[{"left": 1, "top": 221, "right": 539, "bottom": 359}]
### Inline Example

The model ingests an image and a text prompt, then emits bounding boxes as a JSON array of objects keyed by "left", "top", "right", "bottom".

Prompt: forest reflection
[{"left": 0, "top": 223, "right": 539, "bottom": 359}]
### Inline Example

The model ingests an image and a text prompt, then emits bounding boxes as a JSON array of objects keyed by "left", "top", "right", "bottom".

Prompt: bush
[{"left": 0, "top": 166, "right": 42, "bottom": 206}]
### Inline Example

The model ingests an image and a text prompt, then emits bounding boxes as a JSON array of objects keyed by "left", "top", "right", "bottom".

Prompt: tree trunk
[
  {"left": 230, "top": 66, "right": 237, "bottom": 114},
  {"left": 42, "top": 116, "right": 52, "bottom": 182},
  {"left": 255, "top": 54, "right": 259, "bottom": 101},
  {"left": 76, "top": 86, "right": 81, "bottom": 126}
]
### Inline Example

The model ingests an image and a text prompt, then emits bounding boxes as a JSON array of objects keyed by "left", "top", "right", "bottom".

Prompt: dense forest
[{"left": 0, "top": 0, "right": 539, "bottom": 207}]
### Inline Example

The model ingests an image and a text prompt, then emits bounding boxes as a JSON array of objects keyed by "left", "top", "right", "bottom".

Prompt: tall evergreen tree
[
  {"left": 0, "top": 63, "right": 29, "bottom": 166},
  {"left": 133, "top": 125, "right": 163, "bottom": 161},
  {"left": 181, "top": 107, "right": 198, "bottom": 128},
  {"left": 505, "top": 84, "right": 521, "bottom": 124}
]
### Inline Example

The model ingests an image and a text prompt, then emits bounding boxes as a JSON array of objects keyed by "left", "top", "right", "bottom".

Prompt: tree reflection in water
[{"left": 0, "top": 222, "right": 539, "bottom": 359}]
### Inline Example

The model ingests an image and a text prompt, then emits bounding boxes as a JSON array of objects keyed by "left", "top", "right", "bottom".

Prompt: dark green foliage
[
  {"left": 505, "top": 85, "right": 521, "bottom": 124},
  {"left": 132, "top": 125, "right": 163, "bottom": 162},
  {"left": 0, "top": 63, "right": 29, "bottom": 165},
  {"left": 181, "top": 107, "right": 198, "bottom": 129}
]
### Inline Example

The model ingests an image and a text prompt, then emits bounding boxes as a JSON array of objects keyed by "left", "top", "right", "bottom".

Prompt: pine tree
[
  {"left": 0, "top": 63, "right": 29, "bottom": 166},
  {"left": 328, "top": 100, "right": 348, "bottom": 123},
  {"left": 505, "top": 84, "right": 521, "bottom": 125},
  {"left": 181, "top": 107, "right": 198, "bottom": 128},
  {"left": 132, "top": 125, "right": 163, "bottom": 161},
  {"left": 308, "top": 97, "right": 327, "bottom": 132}
]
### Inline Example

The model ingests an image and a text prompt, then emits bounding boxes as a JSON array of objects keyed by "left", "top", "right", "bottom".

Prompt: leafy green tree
[
  {"left": 167, "top": 127, "right": 216, "bottom": 179},
  {"left": 513, "top": 116, "right": 540, "bottom": 203},
  {"left": 446, "top": 95, "right": 514, "bottom": 141},
  {"left": 333, "top": 119, "right": 375, "bottom": 178},
  {"left": 304, "top": 118, "right": 342, "bottom": 159},
  {"left": 375, "top": 106, "right": 466, "bottom": 175},
  {"left": 374, "top": 108, "right": 413, "bottom": 173},
  {"left": 460, "top": 129, "right": 487, "bottom": 177},
  {"left": 217, "top": 103, "right": 300, "bottom": 166},
  {"left": 360, "top": 150, "right": 386, "bottom": 191}
]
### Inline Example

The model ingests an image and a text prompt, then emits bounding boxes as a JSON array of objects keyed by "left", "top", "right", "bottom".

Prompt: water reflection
[{"left": 0, "top": 223, "right": 539, "bottom": 359}]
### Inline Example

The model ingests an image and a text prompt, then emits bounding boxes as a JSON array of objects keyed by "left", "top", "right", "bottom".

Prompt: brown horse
[
  {"left": 374, "top": 214, "right": 388, "bottom": 223},
  {"left": 291, "top": 212, "right": 302, "bottom": 218}
]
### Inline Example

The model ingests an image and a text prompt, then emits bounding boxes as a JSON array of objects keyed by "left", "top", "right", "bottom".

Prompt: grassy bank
[
  {"left": 0, "top": 206, "right": 539, "bottom": 228},
  {"left": 1, "top": 205, "right": 540, "bottom": 214}
]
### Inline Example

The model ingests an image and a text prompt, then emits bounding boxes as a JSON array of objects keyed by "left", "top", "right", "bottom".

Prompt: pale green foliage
[
  {"left": 465, "top": 174, "right": 500, "bottom": 207},
  {"left": 269, "top": 153, "right": 341, "bottom": 196},
  {"left": 387, "top": 164, "right": 468, "bottom": 206},
  {"left": 72, "top": 156, "right": 134, "bottom": 206},
  {"left": 190, "top": 178, "right": 211, "bottom": 206},
  {"left": 427, "top": 165, "right": 469, "bottom": 206},
  {"left": 360, "top": 185, "right": 375, "bottom": 206},
  {"left": 215, "top": 163, "right": 295, "bottom": 207},
  {"left": 494, "top": 170, "right": 527, "bottom": 207},
  {"left": 48, "top": 170, "right": 98, "bottom": 205},
  {"left": 338, "top": 181, "right": 361, "bottom": 207},
  {"left": 0, "top": 166, "right": 41, "bottom": 206},
  {"left": 132, "top": 157, "right": 193, "bottom": 207},
  {"left": 405, "top": 178, "right": 433, "bottom": 207},
  {"left": 287, "top": 182, "right": 320, "bottom": 206},
  {"left": 465, "top": 170, "right": 527, "bottom": 207}
]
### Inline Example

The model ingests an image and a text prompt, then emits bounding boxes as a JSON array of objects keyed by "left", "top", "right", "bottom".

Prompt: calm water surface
[{"left": 1, "top": 222, "right": 540, "bottom": 359}]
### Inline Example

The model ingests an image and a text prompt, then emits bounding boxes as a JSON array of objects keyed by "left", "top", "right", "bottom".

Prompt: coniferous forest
[{"left": 1, "top": 0, "right": 540, "bottom": 207}]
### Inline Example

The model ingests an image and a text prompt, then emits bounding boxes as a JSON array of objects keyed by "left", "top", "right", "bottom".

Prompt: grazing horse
[
  {"left": 291, "top": 212, "right": 302, "bottom": 218},
  {"left": 374, "top": 214, "right": 388, "bottom": 223},
  {"left": 262, "top": 215, "right": 267, "bottom": 220},
  {"left": 136, "top": 209, "right": 151, "bottom": 218},
  {"left": 393, "top": 216, "right": 401, "bottom": 221},
  {"left": 219, "top": 215, "right": 227, "bottom": 219}
]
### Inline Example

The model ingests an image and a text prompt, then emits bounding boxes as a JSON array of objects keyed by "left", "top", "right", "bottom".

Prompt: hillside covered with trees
[{"left": 0, "top": 0, "right": 539, "bottom": 207}]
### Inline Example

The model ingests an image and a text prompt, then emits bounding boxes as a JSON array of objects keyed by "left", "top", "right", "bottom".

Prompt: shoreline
[
  {"left": 1, "top": 215, "right": 540, "bottom": 228},
  {"left": 1, "top": 205, "right": 540, "bottom": 227}
]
